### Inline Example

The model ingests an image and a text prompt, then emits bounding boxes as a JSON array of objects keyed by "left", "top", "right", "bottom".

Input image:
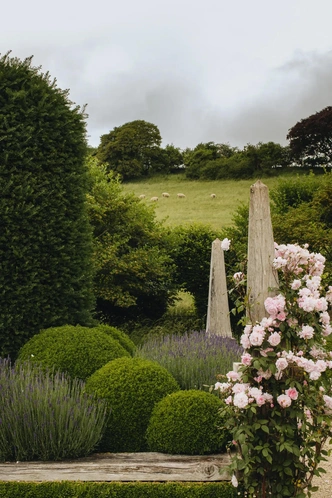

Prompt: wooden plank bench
[{"left": 0, "top": 452, "right": 232, "bottom": 482}]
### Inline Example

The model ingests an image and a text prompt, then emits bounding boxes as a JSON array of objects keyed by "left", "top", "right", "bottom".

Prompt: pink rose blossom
[
  {"left": 285, "top": 387, "right": 298, "bottom": 400},
  {"left": 291, "top": 279, "right": 302, "bottom": 290},
  {"left": 264, "top": 393, "right": 273, "bottom": 404},
  {"left": 214, "top": 382, "right": 231, "bottom": 392},
  {"left": 233, "top": 392, "right": 249, "bottom": 409},
  {"left": 309, "top": 371, "right": 321, "bottom": 380},
  {"left": 276, "top": 358, "right": 288, "bottom": 371},
  {"left": 233, "top": 272, "right": 244, "bottom": 283},
  {"left": 277, "top": 394, "right": 292, "bottom": 408},
  {"left": 322, "top": 324, "right": 332, "bottom": 337},
  {"left": 323, "top": 395, "right": 332, "bottom": 411},
  {"left": 267, "top": 332, "right": 281, "bottom": 347},
  {"left": 326, "top": 286, "right": 332, "bottom": 303},
  {"left": 276, "top": 311, "right": 287, "bottom": 321},
  {"left": 264, "top": 295, "right": 286, "bottom": 317},
  {"left": 226, "top": 370, "right": 241, "bottom": 381},
  {"left": 320, "top": 312, "right": 330, "bottom": 325},
  {"left": 241, "top": 353, "right": 252, "bottom": 366},
  {"left": 240, "top": 334, "right": 251, "bottom": 349},
  {"left": 255, "top": 395, "right": 266, "bottom": 406},
  {"left": 315, "top": 298, "right": 328, "bottom": 312},
  {"left": 232, "top": 383, "right": 249, "bottom": 394},
  {"left": 298, "top": 325, "right": 314, "bottom": 340},
  {"left": 249, "top": 331, "right": 265, "bottom": 346},
  {"left": 244, "top": 324, "right": 252, "bottom": 335}
]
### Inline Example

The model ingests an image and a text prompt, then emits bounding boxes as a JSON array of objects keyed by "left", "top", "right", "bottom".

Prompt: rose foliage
[{"left": 217, "top": 243, "right": 332, "bottom": 498}]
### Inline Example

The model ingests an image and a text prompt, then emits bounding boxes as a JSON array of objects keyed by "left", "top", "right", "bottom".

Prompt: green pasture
[{"left": 123, "top": 174, "right": 283, "bottom": 229}]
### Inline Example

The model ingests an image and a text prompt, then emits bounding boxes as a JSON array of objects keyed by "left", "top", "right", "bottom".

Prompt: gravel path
[{"left": 311, "top": 449, "right": 332, "bottom": 498}]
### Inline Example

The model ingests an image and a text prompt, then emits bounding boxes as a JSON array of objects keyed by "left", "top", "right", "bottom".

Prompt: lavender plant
[
  {"left": 135, "top": 330, "right": 242, "bottom": 390},
  {"left": 0, "top": 359, "right": 108, "bottom": 461}
]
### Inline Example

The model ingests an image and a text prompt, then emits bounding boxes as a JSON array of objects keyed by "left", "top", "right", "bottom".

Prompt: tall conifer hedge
[{"left": 0, "top": 52, "right": 95, "bottom": 358}]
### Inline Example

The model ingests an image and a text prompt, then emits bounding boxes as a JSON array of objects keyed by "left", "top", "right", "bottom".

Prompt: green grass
[{"left": 123, "top": 174, "right": 284, "bottom": 229}]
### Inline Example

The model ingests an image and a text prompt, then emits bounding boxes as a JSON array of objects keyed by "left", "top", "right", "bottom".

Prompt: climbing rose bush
[{"left": 217, "top": 243, "right": 332, "bottom": 498}]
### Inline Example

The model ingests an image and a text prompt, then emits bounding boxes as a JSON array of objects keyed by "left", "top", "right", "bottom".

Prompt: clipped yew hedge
[{"left": 0, "top": 52, "right": 95, "bottom": 359}]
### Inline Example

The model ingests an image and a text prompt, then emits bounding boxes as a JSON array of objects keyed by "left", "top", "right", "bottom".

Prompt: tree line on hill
[
  {"left": 92, "top": 106, "right": 332, "bottom": 181},
  {"left": 1, "top": 51, "right": 332, "bottom": 360}
]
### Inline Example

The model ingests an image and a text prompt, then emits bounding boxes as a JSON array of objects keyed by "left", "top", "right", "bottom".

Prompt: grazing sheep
[
  {"left": 210, "top": 194, "right": 216, "bottom": 198},
  {"left": 150, "top": 196, "right": 159, "bottom": 201},
  {"left": 162, "top": 192, "right": 170, "bottom": 198},
  {"left": 177, "top": 193, "right": 186, "bottom": 198},
  {"left": 138, "top": 194, "right": 146, "bottom": 199}
]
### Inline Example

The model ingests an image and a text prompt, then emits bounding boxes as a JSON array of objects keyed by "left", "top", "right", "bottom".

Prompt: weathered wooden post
[
  {"left": 206, "top": 238, "right": 232, "bottom": 337},
  {"left": 246, "top": 180, "right": 278, "bottom": 324}
]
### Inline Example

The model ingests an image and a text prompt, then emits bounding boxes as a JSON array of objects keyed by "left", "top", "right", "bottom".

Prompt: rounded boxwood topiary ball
[
  {"left": 93, "top": 324, "right": 136, "bottom": 356},
  {"left": 146, "top": 390, "right": 230, "bottom": 455},
  {"left": 85, "top": 357, "right": 180, "bottom": 452},
  {"left": 17, "top": 325, "right": 130, "bottom": 380}
]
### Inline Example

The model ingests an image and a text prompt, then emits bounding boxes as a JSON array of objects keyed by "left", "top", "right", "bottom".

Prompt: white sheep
[
  {"left": 138, "top": 194, "right": 146, "bottom": 199},
  {"left": 162, "top": 192, "right": 170, "bottom": 198},
  {"left": 150, "top": 196, "right": 159, "bottom": 201},
  {"left": 177, "top": 193, "right": 186, "bottom": 198},
  {"left": 210, "top": 194, "right": 216, "bottom": 198}
]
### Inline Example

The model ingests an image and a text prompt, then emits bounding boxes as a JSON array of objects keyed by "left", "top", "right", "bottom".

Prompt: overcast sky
[{"left": 2, "top": 0, "right": 332, "bottom": 149}]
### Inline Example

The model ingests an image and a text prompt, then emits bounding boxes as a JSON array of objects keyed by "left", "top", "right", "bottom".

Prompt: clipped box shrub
[
  {"left": 85, "top": 357, "right": 180, "bottom": 452},
  {"left": 17, "top": 325, "right": 130, "bottom": 380},
  {"left": 94, "top": 324, "right": 136, "bottom": 355},
  {"left": 146, "top": 390, "right": 230, "bottom": 455},
  {"left": 0, "top": 359, "right": 107, "bottom": 462}
]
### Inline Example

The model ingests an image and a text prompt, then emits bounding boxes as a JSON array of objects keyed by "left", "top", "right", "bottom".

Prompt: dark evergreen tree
[{"left": 0, "top": 52, "right": 95, "bottom": 358}]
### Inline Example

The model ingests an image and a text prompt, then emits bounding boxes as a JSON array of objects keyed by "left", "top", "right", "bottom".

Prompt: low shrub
[
  {"left": 0, "top": 482, "right": 238, "bottom": 498},
  {"left": 94, "top": 324, "right": 136, "bottom": 355},
  {"left": 135, "top": 331, "right": 242, "bottom": 390},
  {"left": 0, "top": 359, "right": 107, "bottom": 461},
  {"left": 146, "top": 390, "right": 230, "bottom": 455},
  {"left": 85, "top": 357, "right": 180, "bottom": 452},
  {"left": 17, "top": 325, "right": 130, "bottom": 380}
]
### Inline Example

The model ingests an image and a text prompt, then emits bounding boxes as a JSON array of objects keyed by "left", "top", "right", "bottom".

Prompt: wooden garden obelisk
[
  {"left": 206, "top": 238, "right": 232, "bottom": 337},
  {"left": 246, "top": 180, "right": 278, "bottom": 324}
]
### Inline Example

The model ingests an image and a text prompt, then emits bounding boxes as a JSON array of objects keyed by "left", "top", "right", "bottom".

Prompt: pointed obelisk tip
[{"left": 251, "top": 179, "right": 267, "bottom": 189}]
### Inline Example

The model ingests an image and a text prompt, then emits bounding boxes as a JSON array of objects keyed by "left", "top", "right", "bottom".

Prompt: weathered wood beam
[{"left": 0, "top": 452, "right": 232, "bottom": 482}]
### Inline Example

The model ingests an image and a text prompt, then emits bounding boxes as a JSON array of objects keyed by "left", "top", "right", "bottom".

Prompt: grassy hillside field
[{"left": 122, "top": 174, "right": 284, "bottom": 230}]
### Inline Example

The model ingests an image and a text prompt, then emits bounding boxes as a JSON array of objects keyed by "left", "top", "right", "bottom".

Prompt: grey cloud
[{"left": 203, "top": 50, "right": 332, "bottom": 148}]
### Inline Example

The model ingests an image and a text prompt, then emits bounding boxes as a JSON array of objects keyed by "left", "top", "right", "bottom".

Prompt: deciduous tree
[
  {"left": 287, "top": 106, "right": 332, "bottom": 166},
  {"left": 86, "top": 157, "right": 178, "bottom": 323},
  {"left": 97, "top": 120, "right": 163, "bottom": 180}
]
